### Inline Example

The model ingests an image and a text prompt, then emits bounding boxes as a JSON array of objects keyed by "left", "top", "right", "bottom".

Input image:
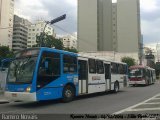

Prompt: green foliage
[
  {"left": 35, "top": 33, "right": 64, "bottom": 50},
  {"left": 0, "top": 46, "right": 14, "bottom": 59},
  {"left": 35, "top": 33, "right": 78, "bottom": 53},
  {"left": 121, "top": 57, "right": 136, "bottom": 67},
  {"left": 64, "top": 47, "right": 78, "bottom": 53}
]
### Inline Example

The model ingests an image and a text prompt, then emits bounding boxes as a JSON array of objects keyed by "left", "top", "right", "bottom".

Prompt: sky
[{"left": 14, "top": 0, "right": 160, "bottom": 49}]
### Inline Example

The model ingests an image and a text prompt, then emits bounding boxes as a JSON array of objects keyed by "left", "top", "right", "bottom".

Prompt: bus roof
[
  {"left": 78, "top": 54, "right": 127, "bottom": 65},
  {"left": 40, "top": 47, "right": 77, "bottom": 56},
  {"left": 129, "top": 65, "right": 155, "bottom": 70},
  {"left": 15, "top": 47, "right": 77, "bottom": 57}
]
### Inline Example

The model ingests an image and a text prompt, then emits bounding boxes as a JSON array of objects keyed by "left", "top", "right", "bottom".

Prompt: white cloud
[
  {"left": 14, "top": 0, "right": 160, "bottom": 47},
  {"left": 112, "top": 0, "right": 117, "bottom": 3},
  {"left": 141, "top": 17, "right": 160, "bottom": 45},
  {"left": 144, "top": 43, "right": 157, "bottom": 50},
  {"left": 142, "top": 19, "right": 159, "bottom": 35},
  {"left": 140, "top": 0, "right": 160, "bottom": 49},
  {"left": 66, "top": 0, "right": 77, "bottom": 6},
  {"left": 140, "top": 0, "right": 158, "bottom": 12},
  {"left": 14, "top": 0, "right": 48, "bottom": 21}
]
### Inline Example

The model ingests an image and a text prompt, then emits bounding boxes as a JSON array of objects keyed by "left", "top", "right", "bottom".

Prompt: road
[{"left": 0, "top": 82, "right": 160, "bottom": 114}]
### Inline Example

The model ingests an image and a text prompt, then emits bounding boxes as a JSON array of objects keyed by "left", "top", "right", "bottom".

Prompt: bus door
[
  {"left": 104, "top": 63, "right": 111, "bottom": 90},
  {"left": 78, "top": 60, "right": 88, "bottom": 94},
  {"left": 36, "top": 52, "right": 61, "bottom": 100}
]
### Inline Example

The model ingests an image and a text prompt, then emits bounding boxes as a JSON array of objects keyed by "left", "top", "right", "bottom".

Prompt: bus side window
[
  {"left": 96, "top": 60, "right": 104, "bottom": 74},
  {"left": 117, "top": 64, "right": 120, "bottom": 74},
  {"left": 111, "top": 63, "right": 118, "bottom": 74},
  {"left": 118, "top": 64, "right": 125, "bottom": 74},
  {"left": 63, "top": 55, "right": 77, "bottom": 74},
  {"left": 89, "top": 59, "right": 96, "bottom": 73}
]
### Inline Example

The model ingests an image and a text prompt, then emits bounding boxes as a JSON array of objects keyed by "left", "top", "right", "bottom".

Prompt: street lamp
[{"left": 40, "top": 14, "right": 66, "bottom": 47}]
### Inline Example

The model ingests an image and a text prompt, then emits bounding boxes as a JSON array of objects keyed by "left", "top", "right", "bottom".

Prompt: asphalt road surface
[{"left": 0, "top": 82, "right": 160, "bottom": 114}]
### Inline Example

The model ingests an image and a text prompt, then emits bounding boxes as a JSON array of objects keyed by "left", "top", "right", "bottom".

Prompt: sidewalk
[{"left": 0, "top": 90, "right": 9, "bottom": 104}]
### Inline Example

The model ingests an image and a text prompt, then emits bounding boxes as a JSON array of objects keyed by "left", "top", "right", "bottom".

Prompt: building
[
  {"left": 62, "top": 35, "right": 77, "bottom": 49},
  {"left": 0, "top": 0, "right": 14, "bottom": 49},
  {"left": 79, "top": 51, "right": 139, "bottom": 64},
  {"left": 78, "top": 0, "right": 141, "bottom": 53},
  {"left": 78, "top": 0, "right": 112, "bottom": 52},
  {"left": 139, "top": 34, "right": 144, "bottom": 64},
  {"left": 27, "top": 20, "right": 56, "bottom": 48},
  {"left": 12, "top": 15, "right": 31, "bottom": 52},
  {"left": 112, "top": 3, "right": 117, "bottom": 52},
  {"left": 116, "top": 0, "right": 141, "bottom": 53},
  {"left": 156, "top": 43, "right": 160, "bottom": 62}
]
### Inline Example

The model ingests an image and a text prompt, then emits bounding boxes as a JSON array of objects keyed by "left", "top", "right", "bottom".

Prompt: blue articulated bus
[
  {"left": 5, "top": 47, "right": 128, "bottom": 102},
  {"left": 5, "top": 47, "right": 78, "bottom": 102}
]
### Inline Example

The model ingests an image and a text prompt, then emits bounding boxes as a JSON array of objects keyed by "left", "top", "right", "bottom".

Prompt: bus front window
[
  {"left": 7, "top": 56, "right": 37, "bottom": 84},
  {"left": 129, "top": 69, "right": 142, "bottom": 78}
]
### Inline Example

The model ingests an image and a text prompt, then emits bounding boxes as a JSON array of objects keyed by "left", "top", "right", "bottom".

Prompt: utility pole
[{"left": 40, "top": 14, "right": 66, "bottom": 47}]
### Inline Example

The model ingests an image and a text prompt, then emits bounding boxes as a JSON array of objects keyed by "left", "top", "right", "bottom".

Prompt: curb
[{"left": 0, "top": 92, "right": 9, "bottom": 104}]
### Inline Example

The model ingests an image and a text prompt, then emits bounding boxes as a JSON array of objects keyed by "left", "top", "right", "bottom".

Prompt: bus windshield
[
  {"left": 129, "top": 69, "right": 143, "bottom": 78},
  {"left": 7, "top": 56, "right": 37, "bottom": 84}
]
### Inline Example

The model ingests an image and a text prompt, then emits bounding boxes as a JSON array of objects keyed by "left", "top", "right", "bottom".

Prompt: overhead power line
[{"left": 0, "top": 21, "right": 96, "bottom": 47}]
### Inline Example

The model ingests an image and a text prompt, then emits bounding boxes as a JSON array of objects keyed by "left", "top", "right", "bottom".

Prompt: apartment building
[
  {"left": 12, "top": 15, "right": 31, "bottom": 52},
  {"left": 0, "top": 0, "right": 14, "bottom": 49},
  {"left": 78, "top": 0, "right": 141, "bottom": 53},
  {"left": 116, "top": 0, "right": 141, "bottom": 53},
  {"left": 78, "top": 0, "right": 112, "bottom": 52},
  {"left": 27, "top": 20, "right": 56, "bottom": 48},
  {"left": 62, "top": 35, "right": 77, "bottom": 49}
]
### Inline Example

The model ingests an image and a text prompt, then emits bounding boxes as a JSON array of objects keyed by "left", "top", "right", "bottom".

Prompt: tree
[
  {"left": 35, "top": 33, "right": 79, "bottom": 53},
  {"left": 0, "top": 46, "right": 14, "bottom": 58},
  {"left": 64, "top": 47, "right": 78, "bottom": 53},
  {"left": 121, "top": 57, "right": 136, "bottom": 68},
  {"left": 35, "top": 33, "right": 64, "bottom": 50}
]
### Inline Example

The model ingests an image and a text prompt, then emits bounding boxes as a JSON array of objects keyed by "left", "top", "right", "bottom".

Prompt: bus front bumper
[
  {"left": 129, "top": 80, "right": 146, "bottom": 85},
  {"left": 4, "top": 92, "right": 37, "bottom": 102}
]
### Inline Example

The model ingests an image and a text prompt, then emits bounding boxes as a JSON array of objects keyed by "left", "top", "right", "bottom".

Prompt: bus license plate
[{"left": 12, "top": 93, "right": 17, "bottom": 97}]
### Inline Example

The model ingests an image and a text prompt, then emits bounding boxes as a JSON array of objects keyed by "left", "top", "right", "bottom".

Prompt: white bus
[{"left": 78, "top": 55, "right": 128, "bottom": 95}]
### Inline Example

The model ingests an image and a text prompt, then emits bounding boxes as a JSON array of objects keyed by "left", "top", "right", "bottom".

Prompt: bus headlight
[{"left": 26, "top": 87, "right": 31, "bottom": 92}]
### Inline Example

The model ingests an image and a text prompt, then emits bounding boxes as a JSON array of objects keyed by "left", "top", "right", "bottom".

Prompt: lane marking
[
  {"left": 126, "top": 108, "right": 160, "bottom": 112},
  {"left": 142, "top": 102, "right": 160, "bottom": 105},
  {"left": 151, "top": 98, "right": 160, "bottom": 100},
  {"left": 114, "top": 93, "right": 160, "bottom": 114}
]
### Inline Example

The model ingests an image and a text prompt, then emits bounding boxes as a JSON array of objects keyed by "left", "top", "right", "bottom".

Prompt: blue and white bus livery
[
  {"left": 5, "top": 48, "right": 78, "bottom": 102},
  {"left": 5, "top": 47, "right": 128, "bottom": 102}
]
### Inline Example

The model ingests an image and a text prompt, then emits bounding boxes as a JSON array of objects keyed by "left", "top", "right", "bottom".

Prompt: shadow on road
[
  {"left": 129, "top": 83, "right": 155, "bottom": 87},
  {"left": 8, "top": 90, "right": 126, "bottom": 109}
]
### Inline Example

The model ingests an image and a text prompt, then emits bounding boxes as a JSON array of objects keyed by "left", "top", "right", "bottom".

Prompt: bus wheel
[
  {"left": 62, "top": 85, "right": 75, "bottom": 102},
  {"left": 114, "top": 82, "right": 119, "bottom": 93}
]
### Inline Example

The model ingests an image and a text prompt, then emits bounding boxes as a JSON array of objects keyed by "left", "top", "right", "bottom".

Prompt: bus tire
[
  {"left": 114, "top": 82, "right": 119, "bottom": 93},
  {"left": 62, "top": 85, "right": 75, "bottom": 102}
]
